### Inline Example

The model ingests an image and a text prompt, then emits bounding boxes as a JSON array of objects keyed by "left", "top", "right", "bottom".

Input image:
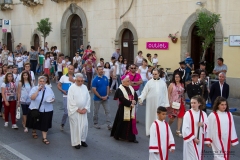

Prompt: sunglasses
[{"left": 131, "top": 68, "right": 136, "bottom": 69}]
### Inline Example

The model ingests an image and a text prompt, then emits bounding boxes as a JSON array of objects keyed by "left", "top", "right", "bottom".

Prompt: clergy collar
[{"left": 66, "top": 73, "right": 75, "bottom": 77}]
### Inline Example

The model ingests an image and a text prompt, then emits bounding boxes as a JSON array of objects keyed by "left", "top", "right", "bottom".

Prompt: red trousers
[{"left": 4, "top": 101, "right": 17, "bottom": 124}]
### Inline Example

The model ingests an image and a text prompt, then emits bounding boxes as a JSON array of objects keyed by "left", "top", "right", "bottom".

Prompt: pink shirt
[{"left": 127, "top": 72, "right": 142, "bottom": 91}]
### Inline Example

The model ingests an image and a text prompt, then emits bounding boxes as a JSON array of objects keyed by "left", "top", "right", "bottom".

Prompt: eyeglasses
[
  {"left": 131, "top": 68, "right": 136, "bottom": 69},
  {"left": 153, "top": 74, "right": 158, "bottom": 75}
]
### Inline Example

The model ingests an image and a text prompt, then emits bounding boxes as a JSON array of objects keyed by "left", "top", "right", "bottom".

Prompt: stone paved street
[{"left": 0, "top": 82, "right": 240, "bottom": 160}]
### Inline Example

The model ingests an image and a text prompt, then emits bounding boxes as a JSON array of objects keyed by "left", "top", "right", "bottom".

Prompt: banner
[{"left": 2, "top": 19, "right": 11, "bottom": 33}]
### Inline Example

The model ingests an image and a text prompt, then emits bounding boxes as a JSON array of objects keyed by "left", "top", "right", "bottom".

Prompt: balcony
[
  {"left": 20, "top": 0, "right": 43, "bottom": 7},
  {"left": 0, "top": 0, "right": 13, "bottom": 10}
]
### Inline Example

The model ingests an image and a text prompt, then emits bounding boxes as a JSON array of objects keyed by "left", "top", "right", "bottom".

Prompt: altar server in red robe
[{"left": 205, "top": 96, "right": 239, "bottom": 160}]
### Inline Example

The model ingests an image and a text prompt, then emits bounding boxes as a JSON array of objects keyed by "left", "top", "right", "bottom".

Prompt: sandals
[
  {"left": 32, "top": 131, "right": 38, "bottom": 139},
  {"left": 42, "top": 138, "right": 50, "bottom": 145},
  {"left": 176, "top": 130, "right": 182, "bottom": 137}
]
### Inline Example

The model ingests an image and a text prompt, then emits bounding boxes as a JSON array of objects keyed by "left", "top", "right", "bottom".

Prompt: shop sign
[
  {"left": 146, "top": 42, "right": 169, "bottom": 50},
  {"left": 2, "top": 19, "right": 11, "bottom": 33},
  {"left": 229, "top": 35, "right": 240, "bottom": 46}
]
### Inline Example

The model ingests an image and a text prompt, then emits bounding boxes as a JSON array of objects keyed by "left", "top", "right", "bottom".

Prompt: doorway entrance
[
  {"left": 34, "top": 34, "right": 40, "bottom": 50},
  {"left": 7, "top": 33, "right": 12, "bottom": 51},
  {"left": 121, "top": 29, "right": 134, "bottom": 64},
  {"left": 191, "top": 26, "right": 215, "bottom": 72},
  {"left": 70, "top": 14, "right": 83, "bottom": 61}
]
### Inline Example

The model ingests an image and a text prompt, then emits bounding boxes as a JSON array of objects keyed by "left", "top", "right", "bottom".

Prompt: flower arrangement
[
  {"left": 168, "top": 31, "right": 179, "bottom": 43},
  {"left": 168, "top": 31, "right": 179, "bottom": 40}
]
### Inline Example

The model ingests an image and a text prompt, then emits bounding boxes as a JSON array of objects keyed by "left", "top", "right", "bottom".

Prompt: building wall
[{"left": 0, "top": 0, "right": 240, "bottom": 97}]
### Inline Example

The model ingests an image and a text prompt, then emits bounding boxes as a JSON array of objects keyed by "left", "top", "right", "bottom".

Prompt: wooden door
[
  {"left": 70, "top": 15, "right": 83, "bottom": 61},
  {"left": 7, "top": 33, "right": 12, "bottom": 51},
  {"left": 34, "top": 34, "right": 40, "bottom": 50},
  {"left": 121, "top": 29, "right": 134, "bottom": 64}
]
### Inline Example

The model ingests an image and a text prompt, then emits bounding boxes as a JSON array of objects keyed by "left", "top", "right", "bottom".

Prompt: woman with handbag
[
  {"left": 26, "top": 76, "right": 55, "bottom": 144},
  {"left": 1, "top": 72, "right": 18, "bottom": 129},
  {"left": 17, "top": 71, "right": 34, "bottom": 132},
  {"left": 167, "top": 72, "right": 185, "bottom": 137}
]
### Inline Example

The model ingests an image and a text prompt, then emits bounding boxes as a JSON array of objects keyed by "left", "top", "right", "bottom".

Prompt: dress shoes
[
  {"left": 81, "top": 141, "right": 88, "bottom": 147},
  {"left": 74, "top": 145, "right": 80, "bottom": 149}
]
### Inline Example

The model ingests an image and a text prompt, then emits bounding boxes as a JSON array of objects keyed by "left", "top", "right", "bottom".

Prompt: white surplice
[
  {"left": 149, "top": 119, "right": 175, "bottom": 160},
  {"left": 138, "top": 79, "right": 170, "bottom": 136},
  {"left": 205, "top": 111, "right": 239, "bottom": 160},
  {"left": 182, "top": 109, "right": 208, "bottom": 160},
  {"left": 67, "top": 83, "right": 91, "bottom": 146}
]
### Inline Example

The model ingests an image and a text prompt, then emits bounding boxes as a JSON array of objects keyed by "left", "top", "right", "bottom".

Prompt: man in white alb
[
  {"left": 67, "top": 73, "right": 90, "bottom": 149},
  {"left": 138, "top": 69, "right": 170, "bottom": 136}
]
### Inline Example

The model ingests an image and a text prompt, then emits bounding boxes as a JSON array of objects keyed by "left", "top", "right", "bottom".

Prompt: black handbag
[{"left": 31, "top": 90, "right": 45, "bottom": 123}]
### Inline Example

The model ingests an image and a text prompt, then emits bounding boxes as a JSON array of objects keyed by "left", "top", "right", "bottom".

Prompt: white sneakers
[
  {"left": 4, "top": 122, "right": 8, "bottom": 127},
  {"left": 4, "top": 122, "right": 18, "bottom": 129},
  {"left": 12, "top": 124, "right": 18, "bottom": 129}
]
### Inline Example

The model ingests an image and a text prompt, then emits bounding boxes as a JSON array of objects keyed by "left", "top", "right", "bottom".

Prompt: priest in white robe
[
  {"left": 205, "top": 97, "right": 239, "bottom": 160},
  {"left": 138, "top": 69, "right": 170, "bottom": 136},
  {"left": 67, "top": 73, "right": 91, "bottom": 149}
]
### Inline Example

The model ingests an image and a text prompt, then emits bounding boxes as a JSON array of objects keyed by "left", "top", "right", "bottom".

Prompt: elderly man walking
[{"left": 67, "top": 73, "right": 90, "bottom": 149}]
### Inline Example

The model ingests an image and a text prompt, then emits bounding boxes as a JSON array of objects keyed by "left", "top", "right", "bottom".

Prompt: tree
[
  {"left": 195, "top": 10, "right": 221, "bottom": 61},
  {"left": 36, "top": 18, "right": 52, "bottom": 48}
]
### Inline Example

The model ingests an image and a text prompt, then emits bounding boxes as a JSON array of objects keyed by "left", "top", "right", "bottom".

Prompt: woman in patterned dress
[{"left": 167, "top": 72, "right": 185, "bottom": 137}]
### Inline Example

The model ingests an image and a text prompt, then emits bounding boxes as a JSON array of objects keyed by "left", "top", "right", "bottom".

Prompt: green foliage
[
  {"left": 36, "top": 18, "right": 52, "bottom": 44},
  {"left": 195, "top": 11, "right": 220, "bottom": 60}
]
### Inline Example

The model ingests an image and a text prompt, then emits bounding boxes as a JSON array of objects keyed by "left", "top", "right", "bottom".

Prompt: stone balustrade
[{"left": 20, "top": 0, "right": 42, "bottom": 6}]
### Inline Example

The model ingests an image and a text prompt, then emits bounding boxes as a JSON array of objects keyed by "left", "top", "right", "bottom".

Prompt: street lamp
[{"left": 196, "top": 2, "right": 203, "bottom": 6}]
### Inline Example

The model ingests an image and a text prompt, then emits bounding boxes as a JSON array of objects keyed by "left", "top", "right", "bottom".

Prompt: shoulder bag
[{"left": 30, "top": 89, "right": 46, "bottom": 122}]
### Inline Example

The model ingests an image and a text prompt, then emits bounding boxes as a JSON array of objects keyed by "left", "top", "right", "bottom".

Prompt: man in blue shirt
[
  {"left": 184, "top": 52, "right": 194, "bottom": 81},
  {"left": 92, "top": 66, "right": 112, "bottom": 130}
]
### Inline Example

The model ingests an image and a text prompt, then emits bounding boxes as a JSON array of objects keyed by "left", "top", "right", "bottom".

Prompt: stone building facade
[{"left": 0, "top": 0, "right": 240, "bottom": 97}]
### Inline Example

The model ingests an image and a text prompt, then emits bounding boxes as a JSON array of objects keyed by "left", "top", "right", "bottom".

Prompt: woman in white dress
[
  {"left": 138, "top": 59, "right": 148, "bottom": 94},
  {"left": 134, "top": 51, "right": 143, "bottom": 67},
  {"left": 1, "top": 46, "right": 9, "bottom": 65}
]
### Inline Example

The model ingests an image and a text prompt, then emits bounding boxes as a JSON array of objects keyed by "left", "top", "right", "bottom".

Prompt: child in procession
[
  {"left": 182, "top": 95, "right": 208, "bottom": 160},
  {"left": 205, "top": 96, "right": 239, "bottom": 160},
  {"left": 149, "top": 106, "right": 175, "bottom": 160},
  {"left": 8, "top": 52, "right": 14, "bottom": 66},
  {"left": 15, "top": 53, "right": 23, "bottom": 74},
  {"left": 44, "top": 52, "right": 51, "bottom": 75}
]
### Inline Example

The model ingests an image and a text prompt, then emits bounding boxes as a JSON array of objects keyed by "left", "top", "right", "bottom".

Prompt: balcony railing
[{"left": 51, "top": 0, "right": 71, "bottom": 2}]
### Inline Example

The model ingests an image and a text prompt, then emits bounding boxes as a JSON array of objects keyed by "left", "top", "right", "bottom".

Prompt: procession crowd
[{"left": 0, "top": 42, "right": 238, "bottom": 160}]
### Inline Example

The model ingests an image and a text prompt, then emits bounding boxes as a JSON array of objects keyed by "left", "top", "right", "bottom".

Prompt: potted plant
[{"left": 168, "top": 31, "right": 179, "bottom": 43}]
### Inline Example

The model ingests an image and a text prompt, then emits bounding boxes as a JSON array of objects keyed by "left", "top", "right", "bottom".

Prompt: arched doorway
[
  {"left": 191, "top": 26, "right": 215, "bottom": 71},
  {"left": 180, "top": 11, "right": 223, "bottom": 67},
  {"left": 121, "top": 29, "right": 134, "bottom": 64},
  {"left": 34, "top": 34, "right": 40, "bottom": 50},
  {"left": 7, "top": 33, "right": 12, "bottom": 51},
  {"left": 61, "top": 3, "right": 88, "bottom": 57},
  {"left": 70, "top": 14, "right": 83, "bottom": 60}
]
